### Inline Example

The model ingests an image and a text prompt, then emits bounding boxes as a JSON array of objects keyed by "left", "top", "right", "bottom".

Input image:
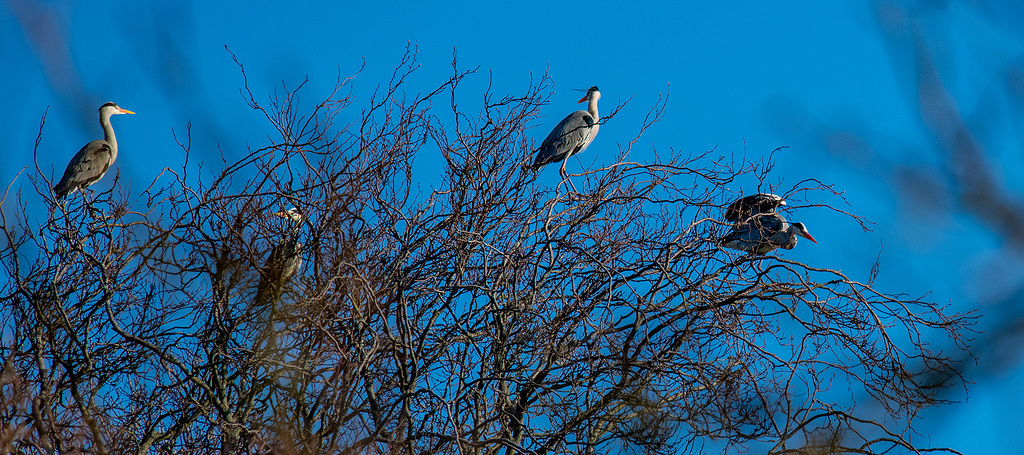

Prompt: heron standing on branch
[
  {"left": 53, "top": 102, "right": 135, "bottom": 199},
  {"left": 526, "top": 86, "right": 601, "bottom": 192}
]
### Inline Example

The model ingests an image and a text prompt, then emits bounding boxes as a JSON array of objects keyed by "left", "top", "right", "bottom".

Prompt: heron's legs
[{"left": 559, "top": 159, "right": 579, "bottom": 194}]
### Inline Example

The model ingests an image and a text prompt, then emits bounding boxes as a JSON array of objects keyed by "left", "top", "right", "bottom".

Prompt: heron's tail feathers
[{"left": 52, "top": 182, "right": 72, "bottom": 200}]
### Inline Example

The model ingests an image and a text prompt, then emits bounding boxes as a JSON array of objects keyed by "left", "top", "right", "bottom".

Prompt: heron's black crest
[
  {"left": 100, "top": 102, "right": 119, "bottom": 110},
  {"left": 588, "top": 86, "right": 599, "bottom": 92}
]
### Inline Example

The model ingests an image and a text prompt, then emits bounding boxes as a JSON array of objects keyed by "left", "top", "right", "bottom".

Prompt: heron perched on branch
[
  {"left": 526, "top": 86, "right": 601, "bottom": 192},
  {"left": 53, "top": 102, "right": 135, "bottom": 199},
  {"left": 721, "top": 212, "right": 817, "bottom": 254},
  {"left": 255, "top": 207, "right": 305, "bottom": 305}
]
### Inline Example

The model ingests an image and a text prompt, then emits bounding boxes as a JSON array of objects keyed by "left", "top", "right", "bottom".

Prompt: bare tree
[{"left": 1, "top": 48, "right": 971, "bottom": 455}]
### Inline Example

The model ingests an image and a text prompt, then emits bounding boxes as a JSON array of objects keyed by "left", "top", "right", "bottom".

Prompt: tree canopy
[{"left": 0, "top": 51, "right": 972, "bottom": 455}]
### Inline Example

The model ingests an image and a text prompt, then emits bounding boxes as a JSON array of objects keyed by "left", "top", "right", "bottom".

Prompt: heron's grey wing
[
  {"left": 54, "top": 140, "right": 113, "bottom": 198},
  {"left": 753, "top": 213, "right": 791, "bottom": 251},
  {"left": 750, "top": 212, "right": 786, "bottom": 237},
  {"left": 532, "top": 111, "right": 595, "bottom": 168},
  {"left": 721, "top": 222, "right": 760, "bottom": 252},
  {"left": 262, "top": 237, "right": 302, "bottom": 281},
  {"left": 722, "top": 213, "right": 787, "bottom": 253},
  {"left": 255, "top": 236, "right": 303, "bottom": 306}
]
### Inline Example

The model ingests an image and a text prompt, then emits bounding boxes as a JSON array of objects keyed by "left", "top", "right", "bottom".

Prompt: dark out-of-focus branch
[
  {"left": 877, "top": 1, "right": 1024, "bottom": 374},
  {"left": 771, "top": 0, "right": 1024, "bottom": 374},
  {"left": 7, "top": 0, "right": 94, "bottom": 126}
]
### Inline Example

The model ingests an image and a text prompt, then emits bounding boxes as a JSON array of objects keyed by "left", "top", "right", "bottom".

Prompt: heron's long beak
[
  {"left": 577, "top": 95, "right": 589, "bottom": 103},
  {"left": 801, "top": 231, "right": 818, "bottom": 244},
  {"left": 119, "top": 108, "right": 136, "bottom": 115}
]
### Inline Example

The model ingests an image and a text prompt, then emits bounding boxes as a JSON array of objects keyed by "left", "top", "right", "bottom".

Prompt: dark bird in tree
[
  {"left": 526, "top": 86, "right": 601, "bottom": 192},
  {"left": 53, "top": 102, "right": 135, "bottom": 199},
  {"left": 724, "top": 193, "right": 786, "bottom": 224},
  {"left": 255, "top": 208, "right": 305, "bottom": 305},
  {"left": 721, "top": 212, "right": 817, "bottom": 254}
]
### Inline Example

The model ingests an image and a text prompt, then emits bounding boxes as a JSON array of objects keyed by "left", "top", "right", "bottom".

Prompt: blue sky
[{"left": 4, "top": 0, "right": 1023, "bottom": 452}]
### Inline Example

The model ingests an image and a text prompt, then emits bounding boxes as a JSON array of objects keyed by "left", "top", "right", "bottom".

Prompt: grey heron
[
  {"left": 53, "top": 102, "right": 135, "bottom": 199},
  {"left": 526, "top": 86, "right": 601, "bottom": 192},
  {"left": 255, "top": 207, "right": 305, "bottom": 305},
  {"left": 724, "top": 193, "right": 786, "bottom": 224},
  {"left": 721, "top": 212, "right": 817, "bottom": 254}
]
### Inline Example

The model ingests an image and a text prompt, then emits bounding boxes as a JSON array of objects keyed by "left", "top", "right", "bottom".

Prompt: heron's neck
[
  {"left": 587, "top": 96, "right": 600, "bottom": 123},
  {"left": 783, "top": 225, "right": 799, "bottom": 247},
  {"left": 100, "top": 111, "right": 118, "bottom": 161}
]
